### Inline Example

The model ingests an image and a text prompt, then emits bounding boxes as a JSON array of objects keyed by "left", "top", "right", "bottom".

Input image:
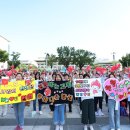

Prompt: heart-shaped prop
[
  {"left": 104, "top": 78, "right": 130, "bottom": 101},
  {"left": 121, "top": 79, "right": 130, "bottom": 96},
  {"left": 117, "top": 79, "right": 129, "bottom": 101},
  {"left": 104, "top": 78, "right": 119, "bottom": 100}
]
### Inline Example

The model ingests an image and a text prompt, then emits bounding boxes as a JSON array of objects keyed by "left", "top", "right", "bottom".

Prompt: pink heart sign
[
  {"left": 104, "top": 78, "right": 119, "bottom": 100},
  {"left": 117, "top": 79, "right": 129, "bottom": 101},
  {"left": 104, "top": 78, "right": 130, "bottom": 101}
]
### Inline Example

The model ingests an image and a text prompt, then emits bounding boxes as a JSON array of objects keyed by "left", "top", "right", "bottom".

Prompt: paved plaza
[{"left": 0, "top": 101, "right": 130, "bottom": 130}]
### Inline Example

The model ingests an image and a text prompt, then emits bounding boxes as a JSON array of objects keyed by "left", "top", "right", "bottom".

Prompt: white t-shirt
[
  {"left": 35, "top": 80, "right": 39, "bottom": 90},
  {"left": 81, "top": 96, "right": 94, "bottom": 101}
]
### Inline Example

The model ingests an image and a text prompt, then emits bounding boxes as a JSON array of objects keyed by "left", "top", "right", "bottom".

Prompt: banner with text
[
  {"left": 38, "top": 81, "right": 73, "bottom": 104},
  {"left": 0, "top": 79, "right": 35, "bottom": 105},
  {"left": 74, "top": 78, "right": 102, "bottom": 97}
]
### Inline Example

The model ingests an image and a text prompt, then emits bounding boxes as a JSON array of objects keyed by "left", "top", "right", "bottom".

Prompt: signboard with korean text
[
  {"left": 74, "top": 78, "right": 102, "bottom": 97},
  {"left": 0, "top": 78, "right": 35, "bottom": 105},
  {"left": 38, "top": 81, "right": 73, "bottom": 104}
]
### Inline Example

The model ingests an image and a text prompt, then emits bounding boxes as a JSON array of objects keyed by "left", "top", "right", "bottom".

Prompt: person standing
[
  {"left": 32, "top": 72, "right": 43, "bottom": 117},
  {"left": 64, "top": 73, "right": 73, "bottom": 112},
  {"left": 53, "top": 74, "right": 65, "bottom": 130},
  {"left": 107, "top": 73, "right": 120, "bottom": 130},
  {"left": 92, "top": 72, "right": 104, "bottom": 116},
  {"left": 128, "top": 96, "right": 130, "bottom": 121},
  {"left": 49, "top": 72, "right": 56, "bottom": 113},
  {"left": 0, "top": 76, "right": 8, "bottom": 117},
  {"left": 13, "top": 73, "right": 25, "bottom": 130},
  {"left": 81, "top": 73, "right": 96, "bottom": 130}
]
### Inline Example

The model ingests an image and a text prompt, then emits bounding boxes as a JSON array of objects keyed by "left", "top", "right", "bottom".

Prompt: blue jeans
[
  {"left": 13, "top": 102, "right": 25, "bottom": 128},
  {"left": 53, "top": 104, "right": 65, "bottom": 125},
  {"left": 33, "top": 89, "right": 42, "bottom": 111},
  {"left": 108, "top": 99, "right": 120, "bottom": 129}
]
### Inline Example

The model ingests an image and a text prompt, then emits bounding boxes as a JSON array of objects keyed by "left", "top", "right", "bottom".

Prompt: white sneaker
[
  {"left": 1, "top": 112, "right": 7, "bottom": 117},
  {"left": 89, "top": 125, "right": 94, "bottom": 130},
  {"left": 55, "top": 125, "right": 60, "bottom": 130},
  {"left": 32, "top": 111, "right": 36, "bottom": 117},
  {"left": 98, "top": 109, "right": 104, "bottom": 116},
  {"left": 49, "top": 111, "right": 53, "bottom": 114},
  {"left": 2, "top": 112, "right": 7, "bottom": 117},
  {"left": 59, "top": 125, "right": 63, "bottom": 130},
  {"left": 117, "top": 129, "right": 121, "bottom": 130},
  {"left": 100, "top": 111, "right": 104, "bottom": 116},
  {"left": 80, "top": 110, "right": 82, "bottom": 115},
  {"left": 95, "top": 111, "right": 99, "bottom": 116},
  {"left": 84, "top": 125, "right": 88, "bottom": 130},
  {"left": 110, "top": 129, "right": 115, "bottom": 130},
  {"left": 39, "top": 111, "right": 43, "bottom": 115}
]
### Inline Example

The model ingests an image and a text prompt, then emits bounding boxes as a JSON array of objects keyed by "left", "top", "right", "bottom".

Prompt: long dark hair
[
  {"left": 83, "top": 73, "right": 90, "bottom": 79},
  {"left": 55, "top": 74, "right": 63, "bottom": 81},
  {"left": 108, "top": 72, "right": 116, "bottom": 78},
  {"left": 35, "top": 72, "right": 41, "bottom": 80}
]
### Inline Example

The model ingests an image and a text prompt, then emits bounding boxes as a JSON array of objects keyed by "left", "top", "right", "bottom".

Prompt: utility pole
[
  {"left": 8, "top": 43, "right": 10, "bottom": 60},
  {"left": 45, "top": 53, "right": 49, "bottom": 68},
  {"left": 112, "top": 52, "right": 116, "bottom": 61}
]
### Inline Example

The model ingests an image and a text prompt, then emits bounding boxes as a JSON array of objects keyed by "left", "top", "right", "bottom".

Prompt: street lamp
[
  {"left": 44, "top": 53, "right": 49, "bottom": 68},
  {"left": 127, "top": 61, "right": 128, "bottom": 67},
  {"left": 112, "top": 52, "right": 116, "bottom": 61}
]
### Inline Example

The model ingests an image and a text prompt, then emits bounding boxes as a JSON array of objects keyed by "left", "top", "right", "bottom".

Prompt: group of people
[{"left": 0, "top": 67, "right": 130, "bottom": 130}]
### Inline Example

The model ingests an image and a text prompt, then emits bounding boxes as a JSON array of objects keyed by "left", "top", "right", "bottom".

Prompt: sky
[{"left": 0, "top": 0, "right": 130, "bottom": 62}]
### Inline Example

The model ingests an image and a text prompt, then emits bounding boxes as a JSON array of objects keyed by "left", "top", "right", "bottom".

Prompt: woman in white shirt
[
  {"left": 107, "top": 73, "right": 120, "bottom": 130},
  {"left": 32, "top": 72, "right": 43, "bottom": 117},
  {"left": 81, "top": 73, "right": 95, "bottom": 130}
]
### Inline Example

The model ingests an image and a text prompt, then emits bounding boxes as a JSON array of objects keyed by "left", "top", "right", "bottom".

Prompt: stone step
[{"left": 0, "top": 125, "right": 130, "bottom": 130}]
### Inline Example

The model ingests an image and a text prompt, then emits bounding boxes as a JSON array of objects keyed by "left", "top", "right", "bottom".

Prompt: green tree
[
  {"left": 72, "top": 49, "right": 96, "bottom": 70},
  {"left": 57, "top": 46, "right": 75, "bottom": 68},
  {"left": 119, "top": 53, "right": 130, "bottom": 67},
  {"left": 48, "top": 54, "right": 57, "bottom": 68},
  {"left": 8, "top": 52, "right": 21, "bottom": 68},
  {"left": 0, "top": 49, "right": 9, "bottom": 62}
]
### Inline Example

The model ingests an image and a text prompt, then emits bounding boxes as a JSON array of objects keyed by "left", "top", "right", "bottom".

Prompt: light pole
[
  {"left": 127, "top": 61, "right": 128, "bottom": 67},
  {"left": 112, "top": 52, "right": 116, "bottom": 61},
  {"left": 8, "top": 43, "right": 10, "bottom": 60},
  {"left": 45, "top": 53, "right": 49, "bottom": 68}
]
